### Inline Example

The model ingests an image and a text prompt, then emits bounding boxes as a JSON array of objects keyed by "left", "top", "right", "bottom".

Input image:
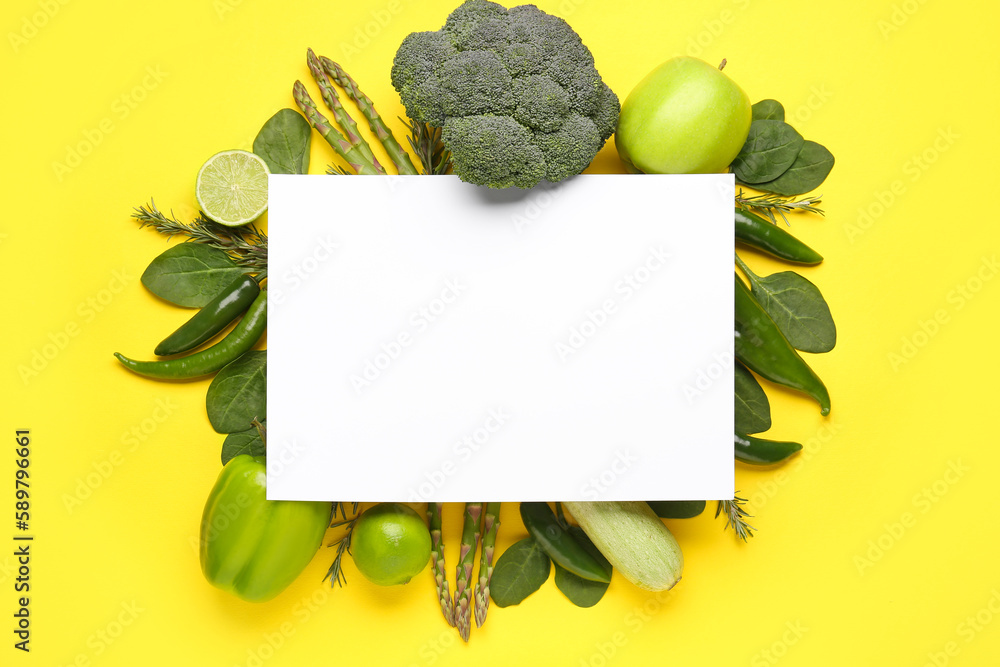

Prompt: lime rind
[{"left": 196, "top": 149, "right": 270, "bottom": 227}]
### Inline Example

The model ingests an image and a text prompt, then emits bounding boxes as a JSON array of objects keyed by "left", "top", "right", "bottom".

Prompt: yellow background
[{"left": 3, "top": 0, "right": 999, "bottom": 664}]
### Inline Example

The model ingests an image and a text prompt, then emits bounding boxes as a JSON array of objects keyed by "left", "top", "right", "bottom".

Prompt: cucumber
[{"left": 563, "top": 501, "right": 683, "bottom": 592}]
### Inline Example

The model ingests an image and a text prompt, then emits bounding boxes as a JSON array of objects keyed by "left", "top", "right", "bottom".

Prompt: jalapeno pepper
[
  {"left": 735, "top": 275, "right": 830, "bottom": 415},
  {"left": 115, "top": 290, "right": 267, "bottom": 380},
  {"left": 200, "top": 455, "right": 332, "bottom": 602},
  {"left": 735, "top": 208, "right": 823, "bottom": 265},
  {"left": 735, "top": 432, "right": 802, "bottom": 466},
  {"left": 155, "top": 274, "right": 260, "bottom": 356},
  {"left": 520, "top": 502, "right": 611, "bottom": 583}
]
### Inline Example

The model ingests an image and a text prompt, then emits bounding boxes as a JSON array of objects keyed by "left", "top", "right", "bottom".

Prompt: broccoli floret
[
  {"left": 443, "top": 115, "right": 546, "bottom": 189},
  {"left": 391, "top": 0, "right": 619, "bottom": 189},
  {"left": 438, "top": 51, "right": 516, "bottom": 118}
]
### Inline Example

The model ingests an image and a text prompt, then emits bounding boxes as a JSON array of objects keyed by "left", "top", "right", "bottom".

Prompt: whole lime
[{"left": 351, "top": 503, "right": 432, "bottom": 586}]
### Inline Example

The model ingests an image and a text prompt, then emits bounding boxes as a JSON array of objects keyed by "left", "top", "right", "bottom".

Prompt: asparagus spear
[
  {"left": 320, "top": 56, "right": 420, "bottom": 176},
  {"left": 427, "top": 502, "right": 455, "bottom": 627},
  {"left": 473, "top": 502, "right": 500, "bottom": 628},
  {"left": 291, "top": 81, "right": 383, "bottom": 176},
  {"left": 453, "top": 502, "right": 482, "bottom": 642},
  {"left": 305, "top": 49, "right": 385, "bottom": 175}
]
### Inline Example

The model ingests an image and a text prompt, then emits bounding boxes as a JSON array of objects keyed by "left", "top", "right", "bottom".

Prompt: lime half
[{"left": 195, "top": 149, "right": 269, "bottom": 227}]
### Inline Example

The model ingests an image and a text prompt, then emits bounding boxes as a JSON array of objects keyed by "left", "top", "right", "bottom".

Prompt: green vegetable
[
  {"left": 646, "top": 500, "right": 706, "bottom": 519},
  {"left": 292, "top": 80, "right": 384, "bottom": 176},
  {"left": 735, "top": 432, "right": 802, "bottom": 466},
  {"left": 391, "top": 0, "right": 619, "bottom": 188},
  {"left": 520, "top": 502, "right": 610, "bottom": 583},
  {"left": 306, "top": 48, "right": 385, "bottom": 175},
  {"left": 474, "top": 501, "right": 500, "bottom": 627},
  {"left": 454, "top": 502, "right": 481, "bottom": 642},
  {"left": 563, "top": 501, "right": 682, "bottom": 592},
  {"left": 200, "top": 455, "right": 331, "bottom": 602},
  {"left": 114, "top": 291, "right": 267, "bottom": 380},
  {"left": 488, "top": 537, "right": 551, "bottom": 607},
  {"left": 252, "top": 108, "right": 312, "bottom": 175},
  {"left": 735, "top": 207, "right": 823, "bottom": 265},
  {"left": 736, "top": 254, "right": 836, "bottom": 354},
  {"left": 553, "top": 563, "right": 609, "bottom": 608},
  {"left": 751, "top": 99, "right": 784, "bottom": 121},
  {"left": 427, "top": 502, "right": 455, "bottom": 627},
  {"left": 734, "top": 274, "right": 830, "bottom": 415},
  {"left": 140, "top": 243, "right": 246, "bottom": 308},
  {"left": 745, "top": 140, "right": 835, "bottom": 196},
  {"left": 154, "top": 274, "right": 260, "bottom": 356},
  {"left": 731, "top": 120, "right": 804, "bottom": 184},
  {"left": 735, "top": 360, "right": 771, "bottom": 435},
  {"left": 320, "top": 56, "right": 420, "bottom": 176},
  {"left": 206, "top": 350, "right": 266, "bottom": 433},
  {"left": 221, "top": 420, "right": 266, "bottom": 465}
]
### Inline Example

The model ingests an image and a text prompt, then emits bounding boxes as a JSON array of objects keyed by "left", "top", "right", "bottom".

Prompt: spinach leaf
[
  {"left": 731, "top": 120, "right": 804, "bottom": 184},
  {"left": 221, "top": 420, "right": 266, "bottom": 465},
  {"left": 742, "top": 267, "right": 836, "bottom": 353},
  {"left": 646, "top": 500, "right": 706, "bottom": 519},
  {"left": 752, "top": 99, "right": 785, "bottom": 121},
  {"left": 490, "top": 537, "right": 551, "bottom": 608},
  {"left": 747, "top": 140, "right": 835, "bottom": 196},
  {"left": 206, "top": 351, "right": 267, "bottom": 434},
  {"left": 554, "top": 563, "right": 609, "bottom": 608},
  {"left": 735, "top": 361, "right": 770, "bottom": 434},
  {"left": 253, "top": 108, "right": 312, "bottom": 175},
  {"left": 141, "top": 244, "right": 245, "bottom": 307}
]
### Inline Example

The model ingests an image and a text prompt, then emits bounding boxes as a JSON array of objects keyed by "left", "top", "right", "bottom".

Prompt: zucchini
[{"left": 563, "top": 501, "right": 683, "bottom": 592}]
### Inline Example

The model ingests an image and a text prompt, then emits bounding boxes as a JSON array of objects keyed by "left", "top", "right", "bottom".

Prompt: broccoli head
[{"left": 391, "top": 0, "right": 619, "bottom": 189}]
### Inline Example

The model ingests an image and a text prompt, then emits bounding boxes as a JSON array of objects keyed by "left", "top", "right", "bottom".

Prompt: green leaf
[
  {"left": 141, "top": 244, "right": 245, "bottom": 307},
  {"left": 752, "top": 99, "right": 785, "bottom": 121},
  {"left": 646, "top": 500, "right": 707, "bottom": 519},
  {"left": 742, "top": 268, "right": 836, "bottom": 353},
  {"left": 735, "top": 361, "right": 770, "bottom": 434},
  {"left": 554, "top": 563, "right": 609, "bottom": 608},
  {"left": 731, "top": 120, "right": 804, "bottom": 184},
  {"left": 206, "top": 351, "right": 267, "bottom": 433},
  {"left": 747, "top": 140, "right": 835, "bottom": 196},
  {"left": 221, "top": 421, "right": 266, "bottom": 465},
  {"left": 253, "top": 108, "right": 312, "bottom": 175},
  {"left": 490, "top": 537, "right": 551, "bottom": 608}
]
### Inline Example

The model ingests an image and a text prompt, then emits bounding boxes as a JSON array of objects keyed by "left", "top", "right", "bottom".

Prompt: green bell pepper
[{"left": 200, "top": 455, "right": 332, "bottom": 602}]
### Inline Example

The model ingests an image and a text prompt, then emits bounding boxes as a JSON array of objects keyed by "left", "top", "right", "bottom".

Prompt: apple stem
[{"left": 718, "top": 58, "right": 727, "bottom": 71}]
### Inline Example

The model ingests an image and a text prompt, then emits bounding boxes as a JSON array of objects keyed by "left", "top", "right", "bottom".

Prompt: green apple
[{"left": 615, "top": 57, "right": 752, "bottom": 174}]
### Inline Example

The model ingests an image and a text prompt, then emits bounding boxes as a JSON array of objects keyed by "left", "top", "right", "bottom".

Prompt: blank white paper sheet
[{"left": 266, "top": 174, "right": 733, "bottom": 502}]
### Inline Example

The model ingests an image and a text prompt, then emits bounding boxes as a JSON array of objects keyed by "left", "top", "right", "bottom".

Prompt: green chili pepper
[
  {"left": 155, "top": 274, "right": 261, "bottom": 356},
  {"left": 520, "top": 502, "right": 611, "bottom": 583},
  {"left": 114, "top": 291, "right": 267, "bottom": 380},
  {"left": 735, "top": 208, "right": 823, "bottom": 265},
  {"left": 200, "top": 455, "right": 332, "bottom": 602},
  {"left": 646, "top": 500, "right": 706, "bottom": 519},
  {"left": 735, "top": 432, "right": 802, "bottom": 466},
  {"left": 735, "top": 275, "right": 830, "bottom": 415}
]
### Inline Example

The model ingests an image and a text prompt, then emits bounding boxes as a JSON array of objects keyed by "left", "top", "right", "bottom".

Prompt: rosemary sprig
[
  {"left": 402, "top": 118, "right": 452, "bottom": 175},
  {"left": 735, "top": 189, "right": 824, "bottom": 225},
  {"left": 132, "top": 200, "right": 268, "bottom": 271},
  {"left": 323, "top": 502, "right": 361, "bottom": 588},
  {"left": 716, "top": 494, "right": 755, "bottom": 542}
]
